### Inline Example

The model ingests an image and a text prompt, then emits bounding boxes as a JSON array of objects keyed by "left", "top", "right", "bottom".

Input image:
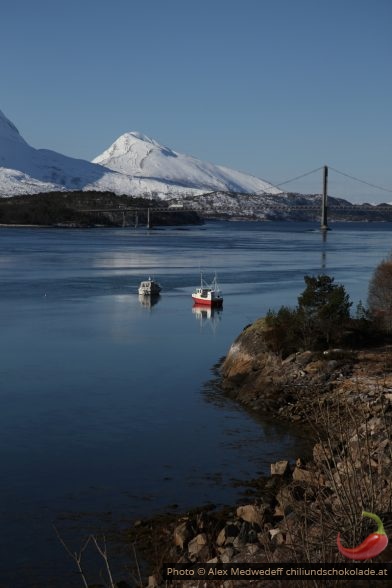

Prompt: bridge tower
[{"left": 320, "top": 165, "right": 329, "bottom": 230}]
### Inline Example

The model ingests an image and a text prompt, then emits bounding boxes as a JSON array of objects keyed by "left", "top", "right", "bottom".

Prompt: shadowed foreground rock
[{"left": 123, "top": 320, "right": 392, "bottom": 588}]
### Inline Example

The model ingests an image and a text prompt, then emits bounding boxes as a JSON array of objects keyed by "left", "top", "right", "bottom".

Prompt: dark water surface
[{"left": 1, "top": 221, "right": 392, "bottom": 586}]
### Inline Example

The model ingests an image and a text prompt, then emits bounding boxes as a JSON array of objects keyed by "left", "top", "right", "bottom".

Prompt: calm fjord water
[{"left": 1, "top": 221, "right": 392, "bottom": 586}]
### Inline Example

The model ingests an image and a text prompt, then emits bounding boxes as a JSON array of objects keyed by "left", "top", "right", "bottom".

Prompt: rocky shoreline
[{"left": 122, "top": 317, "right": 392, "bottom": 588}]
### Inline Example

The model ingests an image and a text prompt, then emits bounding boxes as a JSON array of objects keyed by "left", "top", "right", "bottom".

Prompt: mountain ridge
[
  {"left": 3, "top": 110, "right": 387, "bottom": 223},
  {"left": 0, "top": 110, "right": 278, "bottom": 198}
]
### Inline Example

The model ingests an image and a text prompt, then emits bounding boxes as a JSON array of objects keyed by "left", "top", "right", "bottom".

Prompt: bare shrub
[
  {"left": 368, "top": 256, "right": 392, "bottom": 332},
  {"left": 54, "top": 526, "right": 143, "bottom": 588},
  {"left": 269, "top": 386, "right": 392, "bottom": 588}
]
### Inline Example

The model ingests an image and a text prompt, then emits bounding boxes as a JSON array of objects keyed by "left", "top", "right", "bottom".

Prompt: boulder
[
  {"left": 173, "top": 520, "right": 191, "bottom": 549},
  {"left": 236, "top": 504, "right": 265, "bottom": 528},
  {"left": 292, "top": 466, "right": 315, "bottom": 484},
  {"left": 216, "top": 527, "right": 227, "bottom": 546},
  {"left": 271, "top": 460, "right": 290, "bottom": 476},
  {"left": 188, "top": 533, "right": 207, "bottom": 558},
  {"left": 220, "top": 547, "right": 234, "bottom": 563}
]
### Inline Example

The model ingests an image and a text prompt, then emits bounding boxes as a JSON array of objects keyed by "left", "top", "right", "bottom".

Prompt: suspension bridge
[
  {"left": 81, "top": 165, "right": 392, "bottom": 230},
  {"left": 265, "top": 165, "right": 392, "bottom": 230}
]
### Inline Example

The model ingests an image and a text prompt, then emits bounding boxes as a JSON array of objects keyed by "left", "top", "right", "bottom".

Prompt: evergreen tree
[{"left": 297, "top": 275, "right": 352, "bottom": 348}]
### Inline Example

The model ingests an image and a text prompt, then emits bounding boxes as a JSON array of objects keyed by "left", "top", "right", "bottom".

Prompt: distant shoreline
[
  {"left": 0, "top": 190, "right": 202, "bottom": 227},
  {"left": 0, "top": 223, "right": 52, "bottom": 227}
]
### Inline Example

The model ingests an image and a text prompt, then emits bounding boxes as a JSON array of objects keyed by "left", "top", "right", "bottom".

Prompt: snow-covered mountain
[
  {"left": 92, "top": 132, "right": 280, "bottom": 196},
  {"left": 0, "top": 109, "right": 278, "bottom": 198},
  {"left": 0, "top": 109, "right": 112, "bottom": 194}
]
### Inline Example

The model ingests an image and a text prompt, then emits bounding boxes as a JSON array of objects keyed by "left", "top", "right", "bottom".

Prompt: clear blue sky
[{"left": 1, "top": 0, "right": 391, "bottom": 202}]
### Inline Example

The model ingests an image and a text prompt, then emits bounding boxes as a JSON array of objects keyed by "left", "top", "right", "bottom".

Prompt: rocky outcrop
[
  {"left": 130, "top": 320, "right": 392, "bottom": 588},
  {"left": 220, "top": 318, "right": 356, "bottom": 421}
]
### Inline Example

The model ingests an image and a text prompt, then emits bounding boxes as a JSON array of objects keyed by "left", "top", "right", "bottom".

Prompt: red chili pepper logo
[{"left": 337, "top": 511, "right": 388, "bottom": 560}]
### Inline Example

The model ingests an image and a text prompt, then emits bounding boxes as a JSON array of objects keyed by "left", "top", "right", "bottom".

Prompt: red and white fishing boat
[{"left": 192, "top": 273, "right": 223, "bottom": 307}]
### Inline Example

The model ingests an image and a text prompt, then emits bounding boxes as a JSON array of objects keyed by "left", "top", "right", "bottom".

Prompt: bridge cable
[
  {"left": 273, "top": 166, "right": 324, "bottom": 188},
  {"left": 329, "top": 166, "right": 392, "bottom": 194},
  {"left": 255, "top": 166, "right": 324, "bottom": 196}
]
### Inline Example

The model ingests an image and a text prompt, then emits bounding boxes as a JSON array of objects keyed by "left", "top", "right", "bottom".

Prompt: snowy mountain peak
[
  {"left": 92, "top": 131, "right": 279, "bottom": 195},
  {"left": 116, "top": 131, "right": 161, "bottom": 148},
  {"left": 127, "top": 131, "right": 159, "bottom": 144},
  {"left": 92, "top": 131, "right": 177, "bottom": 169},
  {"left": 0, "top": 109, "right": 27, "bottom": 145}
]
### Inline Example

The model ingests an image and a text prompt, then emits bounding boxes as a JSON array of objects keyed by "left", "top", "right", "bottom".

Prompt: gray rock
[
  {"left": 188, "top": 533, "right": 207, "bottom": 558},
  {"left": 236, "top": 504, "right": 265, "bottom": 527},
  {"left": 271, "top": 460, "right": 290, "bottom": 476},
  {"left": 173, "top": 520, "right": 191, "bottom": 549}
]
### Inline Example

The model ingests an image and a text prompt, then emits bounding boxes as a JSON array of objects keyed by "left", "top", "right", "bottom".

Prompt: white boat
[
  {"left": 138, "top": 277, "right": 162, "bottom": 296},
  {"left": 192, "top": 273, "right": 223, "bottom": 307}
]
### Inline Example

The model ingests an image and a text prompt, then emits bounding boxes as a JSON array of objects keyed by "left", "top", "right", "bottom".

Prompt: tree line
[
  {"left": 264, "top": 257, "right": 392, "bottom": 356},
  {"left": 0, "top": 191, "right": 201, "bottom": 227}
]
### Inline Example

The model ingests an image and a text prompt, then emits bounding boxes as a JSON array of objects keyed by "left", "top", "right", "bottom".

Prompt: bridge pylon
[{"left": 320, "top": 165, "right": 329, "bottom": 230}]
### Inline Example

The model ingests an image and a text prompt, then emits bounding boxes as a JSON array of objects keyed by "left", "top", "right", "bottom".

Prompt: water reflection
[
  {"left": 138, "top": 293, "right": 161, "bottom": 308},
  {"left": 192, "top": 304, "right": 223, "bottom": 331},
  {"left": 321, "top": 228, "right": 328, "bottom": 270}
]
